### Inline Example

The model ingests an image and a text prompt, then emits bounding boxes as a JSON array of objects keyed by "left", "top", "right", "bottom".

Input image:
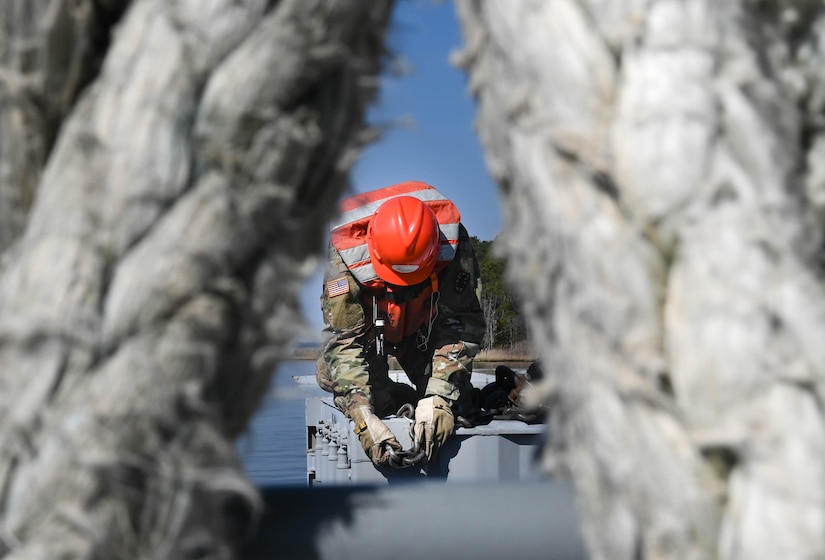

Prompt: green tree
[{"left": 470, "top": 236, "right": 527, "bottom": 349}]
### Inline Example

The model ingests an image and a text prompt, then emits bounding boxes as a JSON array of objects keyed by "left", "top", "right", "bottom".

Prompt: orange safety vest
[
  {"left": 366, "top": 278, "right": 439, "bottom": 345},
  {"left": 329, "top": 182, "right": 461, "bottom": 345}
]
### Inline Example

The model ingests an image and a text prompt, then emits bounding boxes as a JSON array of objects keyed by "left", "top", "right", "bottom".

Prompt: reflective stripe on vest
[{"left": 330, "top": 182, "right": 461, "bottom": 285}]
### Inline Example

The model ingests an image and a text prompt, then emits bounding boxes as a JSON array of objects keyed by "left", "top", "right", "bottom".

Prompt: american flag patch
[{"left": 326, "top": 277, "right": 350, "bottom": 297}]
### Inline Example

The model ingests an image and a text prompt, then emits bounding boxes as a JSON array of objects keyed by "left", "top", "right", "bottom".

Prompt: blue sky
[{"left": 299, "top": 0, "right": 503, "bottom": 337}]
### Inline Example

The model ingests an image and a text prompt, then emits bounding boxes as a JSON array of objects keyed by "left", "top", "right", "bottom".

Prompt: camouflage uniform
[{"left": 316, "top": 224, "right": 485, "bottom": 418}]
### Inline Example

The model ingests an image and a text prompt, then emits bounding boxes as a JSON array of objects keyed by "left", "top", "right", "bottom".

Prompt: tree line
[{"left": 470, "top": 236, "right": 527, "bottom": 350}]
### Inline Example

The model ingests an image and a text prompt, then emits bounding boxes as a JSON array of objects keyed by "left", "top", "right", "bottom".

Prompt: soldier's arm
[
  {"left": 425, "top": 225, "right": 486, "bottom": 403},
  {"left": 320, "top": 246, "right": 372, "bottom": 412}
]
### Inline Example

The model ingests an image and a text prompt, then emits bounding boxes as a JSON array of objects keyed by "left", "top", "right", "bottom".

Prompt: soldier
[{"left": 316, "top": 180, "right": 486, "bottom": 466}]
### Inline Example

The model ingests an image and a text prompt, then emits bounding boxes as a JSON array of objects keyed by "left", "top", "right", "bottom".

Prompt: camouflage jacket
[{"left": 318, "top": 224, "right": 485, "bottom": 413}]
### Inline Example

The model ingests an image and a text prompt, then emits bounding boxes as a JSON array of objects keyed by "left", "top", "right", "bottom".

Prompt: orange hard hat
[{"left": 367, "top": 196, "right": 441, "bottom": 286}]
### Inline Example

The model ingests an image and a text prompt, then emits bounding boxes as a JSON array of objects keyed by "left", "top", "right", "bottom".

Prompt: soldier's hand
[
  {"left": 349, "top": 404, "right": 402, "bottom": 466},
  {"left": 413, "top": 395, "right": 455, "bottom": 461}
]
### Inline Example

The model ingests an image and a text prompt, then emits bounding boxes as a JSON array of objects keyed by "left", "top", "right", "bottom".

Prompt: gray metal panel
[
  {"left": 306, "top": 397, "right": 545, "bottom": 486},
  {"left": 245, "top": 480, "right": 589, "bottom": 560}
]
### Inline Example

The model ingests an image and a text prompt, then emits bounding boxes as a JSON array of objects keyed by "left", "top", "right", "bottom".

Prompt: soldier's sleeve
[
  {"left": 319, "top": 244, "right": 371, "bottom": 411},
  {"left": 425, "top": 224, "right": 486, "bottom": 403}
]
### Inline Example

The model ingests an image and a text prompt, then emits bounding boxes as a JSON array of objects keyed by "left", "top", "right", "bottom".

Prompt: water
[{"left": 236, "top": 360, "right": 325, "bottom": 487}]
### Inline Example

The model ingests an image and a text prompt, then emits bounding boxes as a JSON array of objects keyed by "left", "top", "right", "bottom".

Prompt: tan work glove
[
  {"left": 413, "top": 395, "right": 455, "bottom": 461},
  {"left": 349, "top": 404, "right": 402, "bottom": 466}
]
